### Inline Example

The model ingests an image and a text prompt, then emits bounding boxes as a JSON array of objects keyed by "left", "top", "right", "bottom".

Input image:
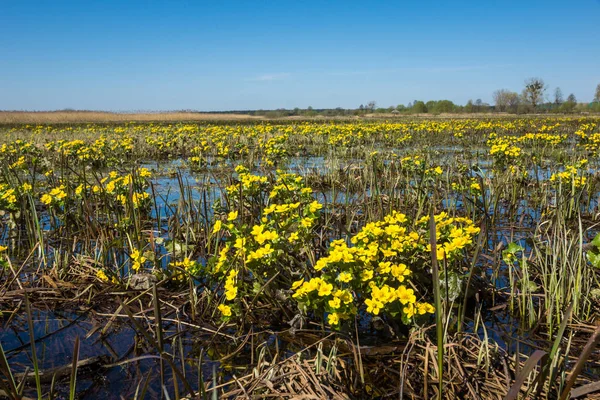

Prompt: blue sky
[{"left": 1, "top": 0, "right": 599, "bottom": 111}]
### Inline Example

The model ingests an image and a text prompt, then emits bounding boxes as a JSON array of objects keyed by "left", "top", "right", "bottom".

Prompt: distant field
[
  {"left": 2, "top": 110, "right": 595, "bottom": 124},
  {"left": 0, "top": 111, "right": 264, "bottom": 123}
]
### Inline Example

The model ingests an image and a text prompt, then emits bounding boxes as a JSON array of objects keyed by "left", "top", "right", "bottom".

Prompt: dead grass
[
  {"left": 0, "top": 111, "right": 263, "bottom": 124},
  {"left": 2, "top": 110, "right": 595, "bottom": 124}
]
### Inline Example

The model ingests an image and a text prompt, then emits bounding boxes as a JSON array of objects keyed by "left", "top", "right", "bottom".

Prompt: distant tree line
[
  {"left": 199, "top": 81, "right": 600, "bottom": 117},
  {"left": 490, "top": 78, "right": 600, "bottom": 114}
]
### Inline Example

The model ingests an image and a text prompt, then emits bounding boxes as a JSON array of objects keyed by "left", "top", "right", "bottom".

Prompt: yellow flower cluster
[
  {"left": 451, "top": 179, "right": 482, "bottom": 195},
  {"left": 418, "top": 212, "right": 480, "bottom": 261},
  {"left": 488, "top": 136, "right": 522, "bottom": 163},
  {"left": 226, "top": 165, "right": 268, "bottom": 195},
  {"left": 260, "top": 133, "right": 289, "bottom": 166},
  {"left": 97, "top": 269, "right": 109, "bottom": 282},
  {"left": 130, "top": 249, "right": 147, "bottom": 272},
  {"left": 224, "top": 270, "right": 238, "bottom": 300},
  {"left": 293, "top": 210, "right": 479, "bottom": 326},
  {"left": 45, "top": 136, "right": 134, "bottom": 165},
  {"left": 210, "top": 166, "right": 323, "bottom": 321},
  {"left": 549, "top": 160, "right": 588, "bottom": 189},
  {"left": 518, "top": 133, "right": 567, "bottom": 146},
  {"left": 77, "top": 168, "right": 152, "bottom": 210},
  {"left": 41, "top": 185, "right": 67, "bottom": 206},
  {"left": 169, "top": 257, "right": 201, "bottom": 281},
  {"left": 0, "top": 184, "right": 18, "bottom": 211}
]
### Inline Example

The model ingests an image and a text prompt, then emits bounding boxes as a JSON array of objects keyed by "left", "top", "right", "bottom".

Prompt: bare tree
[
  {"left": 595, "top": 83, "right": 600, "bottom": 102},
  {"left": 554, "top": 87, "right": 563, "bottom": 106},
  {"left": 506, "top": 92, "right": 520, "bottom": 112},
  {"left": 493, "top": 90, "right": 508, "bottom": 112},
  {"left": 493, "top": 89, "right": 519, "bottom": 112},
  {"left": 521, "top": 78, "right": 547, "bottom": 110}
]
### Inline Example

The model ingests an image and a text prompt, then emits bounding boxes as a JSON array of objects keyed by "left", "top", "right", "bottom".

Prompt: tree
[
  {"left": 464, "top": 99, "right": 474, "bottom": 113},
  {"left": 493, "top": 89, "right": 519, "bottom": 112},
  {"left": 411, "top": 101, "right": 427, "bottom": 113},
  {"left": 595, "top": 84, "right": 600, "bottom": 102},
  {"left": 562, "top": 94, "right": 577, "bottom": 113},
  {"left": 521, "top": 78, "right": 547, "bottom": 110},
  {"left": 434, "top": 100, "right": 455, "bottom": 113},
  {"left": 366, "top": 101, "right": 377, "bottom": 112},
  {"left": 554, "top": 87, "right": 563, "bottom": 106},
  {"left": 426, "top": 100, "right": 438, "bottom": 112},
  {"left": 506, "top": 92, "right": 520, "bottom": 113},
  {"left": 475, "top": 98, "right": 483, "bottom": 107}
]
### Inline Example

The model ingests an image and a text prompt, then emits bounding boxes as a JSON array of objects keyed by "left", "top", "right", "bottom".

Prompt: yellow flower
[
  {"left": 416, "top": 302, "right": 435, "bottom": 315},
  {"left": 218, "top": 304, "right": 232, "bottom": 317},
  {"left": 41, "top": 194, "right": 53, "bottom": 205},
  {"left": 288, "top": 232, "right": 299, "bottom": 243},
  {"left": 96, "top": 269, "right": 109, "bottom": 282},
  {"left": 327, "top": 313, "right": 340, "bottom": 325},
  {"left": 225, "top": 286, "right": 238, "bottom": 300},
  {"left": 328, "top": 297, "right": 341, "bottom": 309},
  {"left": 227, "top": 211, "right": 238, "bottom": 221},
  {"left": 130, "top": 249, "right": 147, "bottom": 272},
  {"left": 255, "top": 229, "right": 278, "bottom": 245},
  {"left": 291, "top": 279, "right": 304, "bottom": 290},
  {"left": 105, "top": 180, "right": 116, "bottom": 194},
  {"left": 378, "top": 261, "right": 392, "bottom": 274},
  {"left": 300, "top": 217, "right": 314, "bottom": 229},
  {"left": 213, "top": 220, "right": 222, "bottom": 234},
  {"left": 138, "top": 168, "right": 152, "bottom": 178},
  {"left": 391, "top": 263, "right": 410, "bottom": 281},
  {"left": 317, "top": 282, "right": 333, "bottom": 297},
  {"left": 308, "top": 201, "right": 323, "bottom": 213},
  {"left": 361, "top": 269, "right": 374, "bottom": 282},
  {"left": 314, "top": 258, "right": 328, "bottom": 271},
  {"left": 396, "top": 286, "right": 416, "bottom": 305},
  {"left": 365, "top": 298, "right": 383, "bottom": 315},
  {"left": 247, "top": 244, "right": 274, "bottom": 262},
  {"left": 338, "top": 272, "right": 352, "bottom": 283}
]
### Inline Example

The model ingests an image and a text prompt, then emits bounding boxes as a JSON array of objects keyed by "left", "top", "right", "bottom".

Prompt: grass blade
[{"left": 69, "top": 336, "right": 80, "bottom": 400}]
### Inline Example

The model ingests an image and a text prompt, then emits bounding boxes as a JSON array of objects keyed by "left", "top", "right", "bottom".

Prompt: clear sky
[{"left": 1, "top": 0, "right": 599, "bottom": 111}]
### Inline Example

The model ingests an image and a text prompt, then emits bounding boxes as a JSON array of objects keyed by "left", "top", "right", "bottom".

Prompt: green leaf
[
  {"left": 520, "top": 280, "right": 539, "bottom": 293},
  {"left": 506, "top": 242, "right": 523, "bottom": 254},
  {"left": 586, "top": 251, "right": 600, "bottom": 268},
  {"left": 592, "top": 233, "right": 600, "bottom": 249},
  {"left": 440, "top": 271, "right": 463, "bottom": 302}
]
